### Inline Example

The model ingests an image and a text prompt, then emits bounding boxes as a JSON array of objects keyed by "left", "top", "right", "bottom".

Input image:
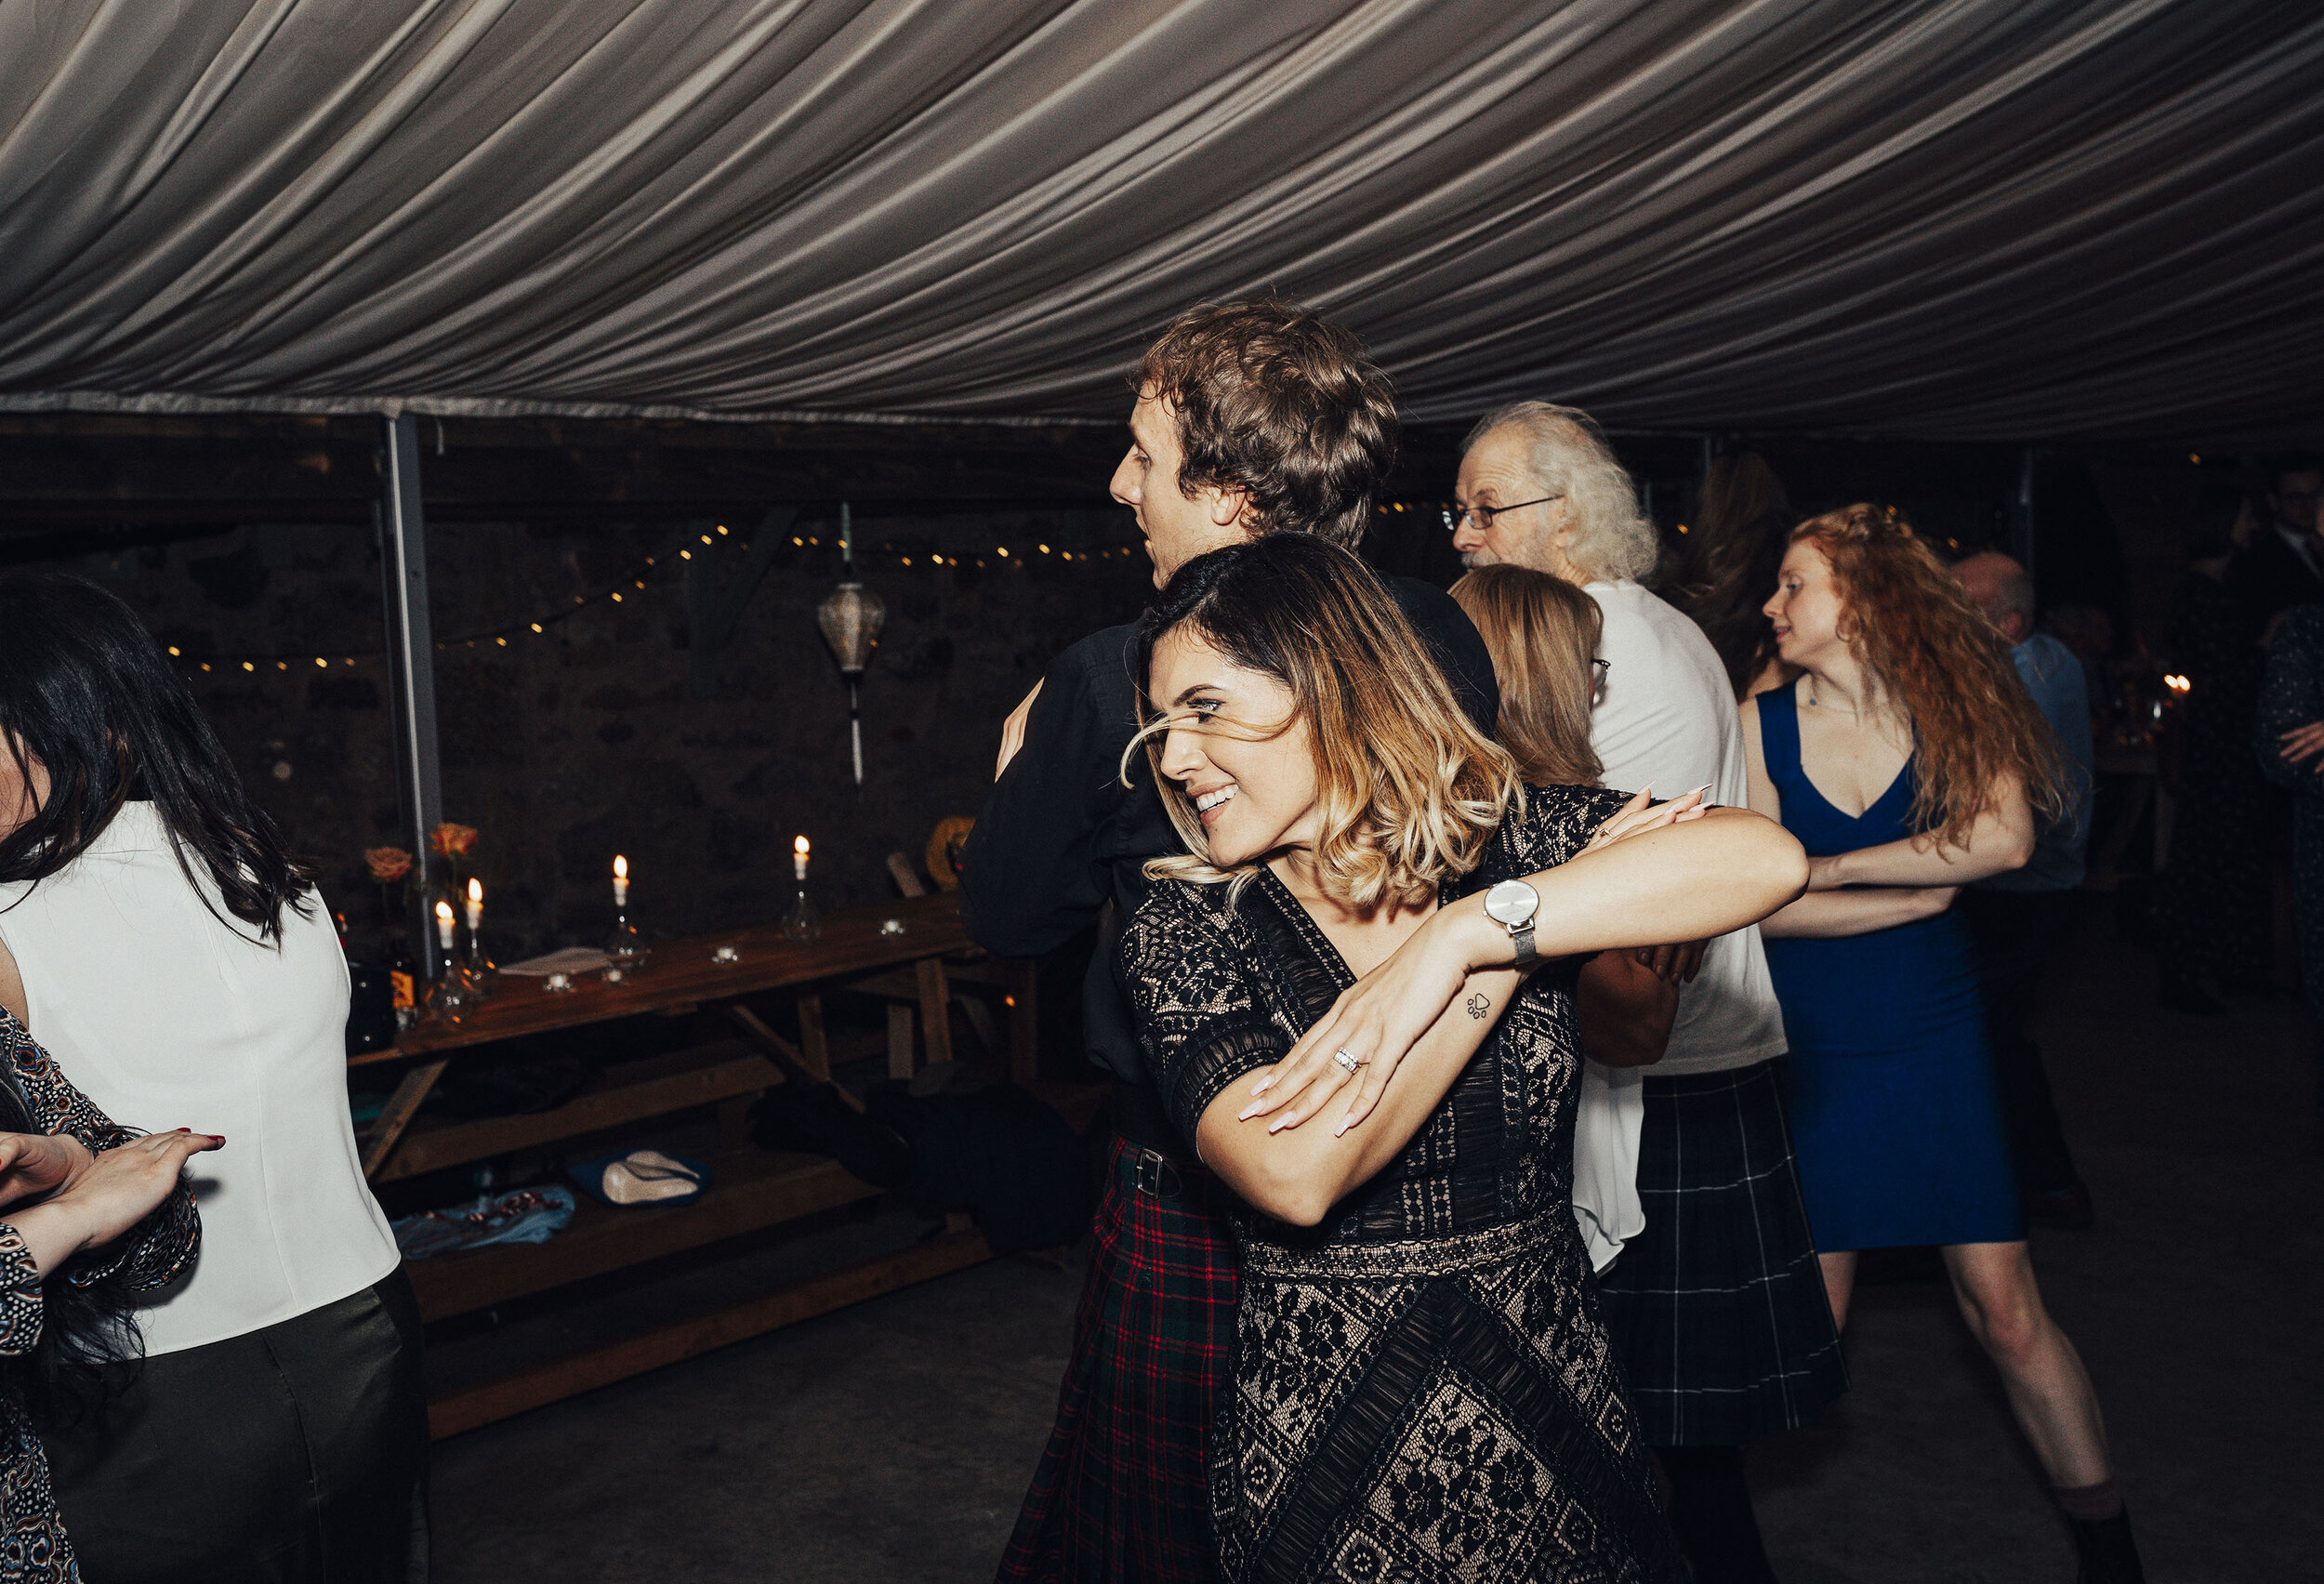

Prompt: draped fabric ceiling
[{"left": 0, "top": 0, "right": 2317, "bottom": 442}]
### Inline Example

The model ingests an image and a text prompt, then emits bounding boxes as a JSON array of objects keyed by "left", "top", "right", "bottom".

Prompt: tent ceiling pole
[{"left": 378, "top": 413, "right": 446, "bottom": 979}]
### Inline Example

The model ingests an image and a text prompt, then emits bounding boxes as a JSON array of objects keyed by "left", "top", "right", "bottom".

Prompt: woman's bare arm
[
  {"left": 1194, "top": 965, "right": 1526, "bottom": 1226},
  {"left": 1743, "top": 693, "right": 2000, "bottom": 932},
  {"left": 1761, "top": 886, "right": 1958, "bottom": 938},
  {"left": 1243, "top": 806, "right": 1807, "bottom": 1139},
  {"left": 0, "top": 938, "right": 26, "bottom": 1030},
  {"left": 1804, "top": 780, "right": 2034, "bottom": 890}
]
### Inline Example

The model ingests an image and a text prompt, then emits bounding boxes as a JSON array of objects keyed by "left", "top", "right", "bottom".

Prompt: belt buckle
[{"left": 1132, "top": 1148, "right": 1182, "bottom": 1200}]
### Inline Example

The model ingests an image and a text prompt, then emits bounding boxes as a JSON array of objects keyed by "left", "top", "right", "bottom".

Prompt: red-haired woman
[{"left": 1744, "top": 506, "right": 2141, "bottom": 1583}]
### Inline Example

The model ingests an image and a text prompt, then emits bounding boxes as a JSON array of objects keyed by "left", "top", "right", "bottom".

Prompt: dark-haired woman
[
  {"left": 1746, "top": 508, "right": 2143, "bottom": 1583},
  {"left": 0, "top": 1010, "right": 218, "bottom": 1581},
  {"left": 0, "top": 574, "right": 424, "bottom": 1583},
  {"left": 1670, "top": 452, "right": 1795, "bottom": 700},
  {"left": 1116, "top": 536, "right": 1805, "bottom": 1581}
]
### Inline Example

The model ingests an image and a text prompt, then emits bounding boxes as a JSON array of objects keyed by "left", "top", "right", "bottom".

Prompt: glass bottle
[
  {"left": 604, "top": 904, "right": 648, "bottom": 974},
  {"left": 782, "top": 882, "right": 822, "bottom": 943}
]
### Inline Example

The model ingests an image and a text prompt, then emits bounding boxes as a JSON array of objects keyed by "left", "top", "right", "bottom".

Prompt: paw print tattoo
[{"left": 1467, "top": 993, "right": 1489, "bottom": 1020}]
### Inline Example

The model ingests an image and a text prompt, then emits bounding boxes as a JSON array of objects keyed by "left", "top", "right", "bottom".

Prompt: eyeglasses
[
  {"left": 1591, "top": 657, "right": 1610, "bottom": 706},
  {"left": 1443, "top": 495, "right": 1564, "bottom": 535}
]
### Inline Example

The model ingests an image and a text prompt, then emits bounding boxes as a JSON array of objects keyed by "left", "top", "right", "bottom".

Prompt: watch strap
[{"left": 1510, "top": 920, "right": 1536, "bottom": 968}]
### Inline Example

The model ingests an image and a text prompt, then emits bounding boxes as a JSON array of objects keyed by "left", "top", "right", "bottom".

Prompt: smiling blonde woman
[{"left": 1115, "top": 535, "right": 1805, "bottom": 1583}]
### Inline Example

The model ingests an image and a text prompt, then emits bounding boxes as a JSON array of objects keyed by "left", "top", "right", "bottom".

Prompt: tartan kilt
[
  {"left": 1594, "top": 1060, "right": 1848, "bottom": 1447},
  {"left": 997, "top": 1136, "right": 1237, "bottom": 1584}
]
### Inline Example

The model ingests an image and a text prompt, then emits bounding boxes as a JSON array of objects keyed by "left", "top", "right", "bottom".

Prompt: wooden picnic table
[{"left": 353, "top": 890, "right": 1049, "bottom": 1437}]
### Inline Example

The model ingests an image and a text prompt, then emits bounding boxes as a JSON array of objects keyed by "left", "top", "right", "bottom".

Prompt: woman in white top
[{"left": 0, "top": 574, "right": 423, "bottom": 1583}]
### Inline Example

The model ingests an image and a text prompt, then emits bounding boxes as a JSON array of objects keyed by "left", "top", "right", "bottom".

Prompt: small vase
[
  {"left": 461, "top": 931, "right": 495, "bottom": 999},
  {"left": 605, "top": 906, "right": 649, "bottom": 976},
  {"left": 782, "top": 885, "right": 822, "bottom": 943},
  {"left": 426, "top": 967, "right": 478, "bottom": 1023}
]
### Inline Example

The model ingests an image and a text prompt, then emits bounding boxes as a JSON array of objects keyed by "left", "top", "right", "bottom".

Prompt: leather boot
[{"left": 2072, "top": 1511, "right": 2145, "bottom": 1584}]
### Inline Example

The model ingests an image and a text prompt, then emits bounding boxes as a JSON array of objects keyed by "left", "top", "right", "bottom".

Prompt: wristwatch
[{"left": 1483, "top": 879, "right": 1540, "bottom": 968}]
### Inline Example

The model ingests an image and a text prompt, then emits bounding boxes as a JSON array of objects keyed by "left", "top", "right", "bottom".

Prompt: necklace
[{"left": 1803, "top": 680, "right": 1861, "bottom": 716}]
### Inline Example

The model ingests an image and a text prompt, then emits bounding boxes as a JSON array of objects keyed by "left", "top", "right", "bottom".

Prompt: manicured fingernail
[
  {"left": 1687, "top": 784, "right": 1711, "bottom": 799},
  {"left": 1251, "top": 1076, "right": 1273, "bottom": 1095},
  {"left": 1334, "top": 1118, "right": 1350, "bottom": 1136},
  {"left": 1269, "top": 1115, "right": 1295, "bottom": 1133},
  {"left": 175, "top": 1128, "right": 190, "bottom": 1133},
  {"left": 208, "top": 1135, "right": 226, "bottom": 1143},
  {"left": 1238, "top": 1102, "right": 1262, "bottom": 1120}
]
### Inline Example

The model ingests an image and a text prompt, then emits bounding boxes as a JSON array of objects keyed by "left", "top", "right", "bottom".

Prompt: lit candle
[
  {"left": 794, "top": 835, "right": 810, "bottom": 884},
  {"left": 614, "top": 854, "right": 629, "bottom": 909},
  {"left": 434, "top": 899, "right": 456, "bottom": 953},
  {"left": 465, "top": 877, "right": 483, "bottom": 934}
]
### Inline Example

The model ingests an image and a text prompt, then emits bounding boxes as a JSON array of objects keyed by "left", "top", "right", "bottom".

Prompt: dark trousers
[
  {"left": 2291, "top": 804, "right": 2324, "bottom": 1114},
  {"left": 1961, "top": 889, "right": 2084, "bottom": 1197},
  {"left": 47, "top": 1268, "right": 429, "bottom": 1584}
]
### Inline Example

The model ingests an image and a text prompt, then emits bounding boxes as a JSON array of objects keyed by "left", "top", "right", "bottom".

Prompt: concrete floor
[{"left": 429, "top": 912, "right": 2323, "bottom": 1582}]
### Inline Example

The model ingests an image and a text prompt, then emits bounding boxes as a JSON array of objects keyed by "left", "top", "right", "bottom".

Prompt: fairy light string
[{"left": 169, "top": 502, "right": 1448, "bottom": 674}]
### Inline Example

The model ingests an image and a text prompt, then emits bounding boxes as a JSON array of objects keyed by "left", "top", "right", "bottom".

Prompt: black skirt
[
  {"left": 46, "top": 1268, "right": 429, "bottom": 1584},
  {"left": 1594, "top": 1060, "right": 1848, "bottom": 1447}
]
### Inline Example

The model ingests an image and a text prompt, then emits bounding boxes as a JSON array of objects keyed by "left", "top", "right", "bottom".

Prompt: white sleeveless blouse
[{"left": 0, "top": 802, "right": 399, "bottom": 1355}]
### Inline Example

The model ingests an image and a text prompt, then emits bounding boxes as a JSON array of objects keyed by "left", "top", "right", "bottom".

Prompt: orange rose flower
[
  {"left": 364, "top": 847, "right": 414, "bottom": 885},
  {"left": 429, "top": 824, "right": 479, "bottom": 859}
]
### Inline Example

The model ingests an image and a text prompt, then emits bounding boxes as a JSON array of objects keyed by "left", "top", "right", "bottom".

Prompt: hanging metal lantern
[{"left": 816, "top": 502, "right": 887, "bottom": 785}]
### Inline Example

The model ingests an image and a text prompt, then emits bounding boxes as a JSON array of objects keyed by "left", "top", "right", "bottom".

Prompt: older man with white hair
[{"left": 1452, "top": 404, "right": 1842, "bottom": 1584}]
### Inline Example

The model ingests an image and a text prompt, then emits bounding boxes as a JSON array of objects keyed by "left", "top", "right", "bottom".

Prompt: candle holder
[
  {"left": 428, "top": 904, "right": 475, "bottom": 1020},
  {"left": 605, "top": 904, "right": 649, "bottom": 975},
  {"left": 782, "top": 882, "right": 822, "bottom": 943},
  {"left": 460, "top": 931, "right": 495, "bottom": 999},
  {"left": 427, "top": 964, "right": 479, "bottom": 1022}
]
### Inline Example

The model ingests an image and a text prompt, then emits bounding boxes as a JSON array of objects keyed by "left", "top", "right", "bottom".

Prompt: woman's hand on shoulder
[
  {"left": 1581, "top": 786, "right": 1707, "bottom": 859},
  {"left": 0, "top": 1131, "right": 94, "bottom": 1210}
]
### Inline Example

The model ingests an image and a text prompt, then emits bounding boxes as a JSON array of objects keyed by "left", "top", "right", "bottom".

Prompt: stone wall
[{"left": 66, "top": 508, "right": 1153, "bottom": 965}]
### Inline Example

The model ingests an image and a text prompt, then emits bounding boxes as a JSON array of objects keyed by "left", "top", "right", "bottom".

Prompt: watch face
[{"left": 1484, "top": 879, "right": 1538, "bottom": 926}]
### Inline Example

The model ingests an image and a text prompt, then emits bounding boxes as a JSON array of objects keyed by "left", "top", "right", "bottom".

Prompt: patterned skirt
[
  {"left": 1218, "top": 1212, "right": 1686, "bottom": 1584},
  {"left": 1594, "top": 1062, "right": 1848, "bottom": 1447},
  {"left": 997, "top": 1138, "right": 1238, "bottom": 1584}
]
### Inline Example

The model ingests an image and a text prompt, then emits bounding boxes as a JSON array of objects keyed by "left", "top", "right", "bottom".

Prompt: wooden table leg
[
  {"left": 916, "top": 957, "right": 954, "bottom": 1069},
  {"left": 717, "top": 1093, "right": 757, "bottom": 1152},
  {"left": 887, "top": 1004, "right": 916, "bottom": 1080},
  {"left": 363, "top": 1059, "right": 449, "bottom": 1179},
  {"left": 795, "top": 994, "right": 832, "bottom": 1082},
  {"left": 728, "top": 1004, "right": 866, "bottom": 1115}
]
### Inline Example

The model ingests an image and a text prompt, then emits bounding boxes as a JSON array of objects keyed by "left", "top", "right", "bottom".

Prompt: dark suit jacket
[{"left": 2225, "top": 527, "right": 2324, "bottom": 631}]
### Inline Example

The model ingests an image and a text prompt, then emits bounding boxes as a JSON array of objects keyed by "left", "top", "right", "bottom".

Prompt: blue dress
[{"left": 1758, "top": 684, "right": 2024, "bottom": 1250}]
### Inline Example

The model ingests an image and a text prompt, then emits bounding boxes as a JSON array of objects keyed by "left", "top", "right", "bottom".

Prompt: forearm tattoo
[{"left": 1466, "top": 993, "right": 1489, "bottom": 1020}]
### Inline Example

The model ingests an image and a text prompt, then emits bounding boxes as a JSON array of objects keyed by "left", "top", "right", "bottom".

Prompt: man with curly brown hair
[{"left": 966, "top": 299, "right": 1497, "bottom": 1583}]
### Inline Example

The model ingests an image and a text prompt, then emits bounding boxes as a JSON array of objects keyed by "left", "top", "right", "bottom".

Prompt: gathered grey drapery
[{"left": 0, "top": 0, "right": 2317, "bottom": 441}]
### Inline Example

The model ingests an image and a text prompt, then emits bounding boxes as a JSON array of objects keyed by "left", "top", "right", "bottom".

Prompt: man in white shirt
[{"left": 1452, "top": 404, "right": 1843, "bottom": 1584}]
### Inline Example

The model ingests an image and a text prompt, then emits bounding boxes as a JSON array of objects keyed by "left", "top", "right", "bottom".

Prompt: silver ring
[{"left": 1332, "top": 1049, "right": 1360, "bottom": 1075}]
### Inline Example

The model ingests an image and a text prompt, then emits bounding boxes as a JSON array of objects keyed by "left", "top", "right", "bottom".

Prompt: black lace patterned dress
[
  {"left": 1119, "top": 785, "right": 1686, "bottom": 1584},
  {"left": 0, "top": 1009, "right": 200, "bottom": 1581}
]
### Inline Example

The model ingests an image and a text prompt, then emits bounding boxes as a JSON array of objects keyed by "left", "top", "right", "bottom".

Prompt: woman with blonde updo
[{"left": 1748, "top": 505, "right": 2142, "bottom": 1583}]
